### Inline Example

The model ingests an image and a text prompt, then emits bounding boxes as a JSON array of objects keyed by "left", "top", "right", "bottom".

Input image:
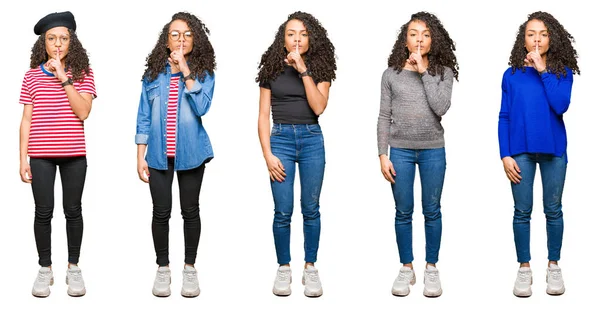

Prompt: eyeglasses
[
  {"left": 45, "top": 35, "right": 70, "bottom": 44},
  {"left": 169, "top": 30, "right": 193, "bottom": 41}
]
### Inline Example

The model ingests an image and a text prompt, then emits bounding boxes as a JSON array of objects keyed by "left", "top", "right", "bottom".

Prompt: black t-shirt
[{"left": 260, "top": 65, "right": 319, "bottom": 124}]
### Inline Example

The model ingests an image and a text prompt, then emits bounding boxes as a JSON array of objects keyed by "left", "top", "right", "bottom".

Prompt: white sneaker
[
  {"left": 391, "top": 266, "right": 416, "bottom": 296},
  {"left": 153, "top": 266, "right": 171, "bottom": 297},
  {"left": 423, "top": 265, "right": 442, "bottom": 297},
  {"left": 272, "top": 265, "right": 292, "bottom": 296},
  {"left": 302, "top": 265, "right": 323, "bottom": 297},
  {"left": 181, "top": 265, "right": 200, "bottom": 297},
  {"left": 546, "top": 264, "right": 565, "bottom": 295},
  {"left": 513, "top": 267, "right": 533, "bottom": 297},
  {"left": 32, "top": 267, "right": 54, "bottom": 297},
  {"left": 66, "top": 265, "right": 86, "bottom": 296}
]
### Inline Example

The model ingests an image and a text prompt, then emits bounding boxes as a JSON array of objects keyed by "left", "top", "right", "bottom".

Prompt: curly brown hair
[
  {"left": 256, "top": 11, "right": 337, "bottom": 85},
  {"left": 29, "top": 29, "right": 90, "bottom": 82},
  {"left": 143, "top": 12, "right": 216, "bottom": 82},
  {"left": 388, "top": 11, "right": 459, "bottom": 81},
  {"left": 509, "top": 11, "right": 580, "bottom": 78}
]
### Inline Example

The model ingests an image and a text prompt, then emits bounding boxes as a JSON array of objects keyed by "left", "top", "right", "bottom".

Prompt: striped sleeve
[
  {"left": 19, "top": 73, "right": 33, "bottom": 105},
  {"left": 76, "top": 67, "right": 97, "bottom": 99}
]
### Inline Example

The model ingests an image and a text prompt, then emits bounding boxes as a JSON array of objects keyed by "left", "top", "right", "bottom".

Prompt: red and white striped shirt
[
  {"left": 19, "top": 65, "right": 96, "bottom": 158},
  {"left": 166, "top": 74, "right": 180, "bottom": 157}
]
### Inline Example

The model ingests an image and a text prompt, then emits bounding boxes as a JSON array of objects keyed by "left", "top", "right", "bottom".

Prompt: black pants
[
  {"left": 30, "top": 156, "right": 87, "bottom": 267},
  {"left": 149, "top": 159, "right": 205, "bottom": 266}
]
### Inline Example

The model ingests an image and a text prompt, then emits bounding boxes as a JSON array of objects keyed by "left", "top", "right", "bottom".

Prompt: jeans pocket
[
  {"left": 307, "top": 124, "right": 322, "bottom": 135},
  {"left": 271, "top": 125, "right": 281, "bottom": 136}
]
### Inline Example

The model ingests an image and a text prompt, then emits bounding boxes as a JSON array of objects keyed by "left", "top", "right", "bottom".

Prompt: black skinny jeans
[
  {"left": 30, "top": 156, "right": 87, "bottom": 267},
  {"left": 149, "top": 158, "right": 205, "bottom": 266}
]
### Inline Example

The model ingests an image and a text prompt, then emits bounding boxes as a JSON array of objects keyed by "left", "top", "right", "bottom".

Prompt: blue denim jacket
[{"left": 135, "top": 66, "right": 215, "bottom": 171}]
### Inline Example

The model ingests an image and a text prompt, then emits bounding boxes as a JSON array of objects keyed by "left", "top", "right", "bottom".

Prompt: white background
[{"left": 0, "top": 0, "right": 597, "bottom": 308}]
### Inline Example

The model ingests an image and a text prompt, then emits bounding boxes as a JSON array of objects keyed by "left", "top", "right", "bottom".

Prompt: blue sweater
[{"left": 498, "top": 66, "right": 573, "bottom": 161}]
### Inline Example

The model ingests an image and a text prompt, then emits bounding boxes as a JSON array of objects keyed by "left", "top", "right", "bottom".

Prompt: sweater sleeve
[
  {"left": 421, "top": 67, "right": 453, "bottom": 116},
  {"left": 498, "top": 72, "right": 511, "bottom": 159},
  {"left": 377, "top": 69, "right": 393, "bottom": 156},
  {"left": 540, "top": 68, "right": 573, "bottom": 115}
]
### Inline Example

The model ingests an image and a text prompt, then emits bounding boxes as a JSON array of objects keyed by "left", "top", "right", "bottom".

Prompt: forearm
[
  {"left": 258, "top": 115, "right": 272, "bottom": 157},
  {"left": 302, "top": 77, "right": 327, "bottom": 115},
  {"left": 422, "top": 71, "right": 453, "bottom": 116},
  {"left": 137, "top": 144, "right": 147, "bottom": 161},
  {"left": 65, "top": 86, "right": 92, "bottom": 120},
  {"left": 20, "top": 120, "right": 30, "bottom": 162}
]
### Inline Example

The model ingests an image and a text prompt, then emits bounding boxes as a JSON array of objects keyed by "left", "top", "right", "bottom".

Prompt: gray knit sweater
[{"left": 377, "top": 67, "right": 453, "bottom": 155}]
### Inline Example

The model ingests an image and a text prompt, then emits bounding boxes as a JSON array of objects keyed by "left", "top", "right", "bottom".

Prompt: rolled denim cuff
[{"left": 135, "top": 134, "right": 148, "bottom": 144}]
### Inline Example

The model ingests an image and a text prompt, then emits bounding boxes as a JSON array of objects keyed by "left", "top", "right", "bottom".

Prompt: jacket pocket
[{"left": 145, "top": 83, "right": 160, "bottom": 102}]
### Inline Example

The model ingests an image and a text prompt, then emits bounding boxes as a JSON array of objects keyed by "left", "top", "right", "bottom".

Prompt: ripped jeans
[
  {"left": 389, "top": 147, "right": 446, "bottom": 264},
  {"left": 270, "top": 124, "right": 325, "bottom": 265}
]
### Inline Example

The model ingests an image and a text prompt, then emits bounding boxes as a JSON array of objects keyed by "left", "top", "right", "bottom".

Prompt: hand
[
  {"left": 502, "top": 156, "right": 522, "bottom": 184},
  {"left": 524, "top": 43, "right": 546, "bottom": 73},
  {"left": 137, "top": 159, "right": 150, "bottom": 183},
  {"left": 406, "top": 43, "right": 426, "bottom": 74},
  {"left": 168, "top": 44, "right": 190, "bottom": 75},
  {"left": 284, "top": 44, "right": 307, "bottom": 73},
  {"left": 380, "top": 155, "right": 396, "bottom": 184},
  {"left": 265, "top": 153, "right": 286, "bottom": 182},
  {"left": 45, "top": 48, "right": 68, "bottom": 82},
  {"left": 20, "top": 161, "right": 32, "bottom": 183}
]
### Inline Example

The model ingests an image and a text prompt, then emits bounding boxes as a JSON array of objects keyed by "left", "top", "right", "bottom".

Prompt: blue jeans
[
  {"left": 511, "top": 153, "right": 566, "bottom": 263},
  {"left": 270, "top": 124, "right": 325, "bottom": 265},
  {"left": 389, "top": 147, "right": 446, "bottom": 264}
]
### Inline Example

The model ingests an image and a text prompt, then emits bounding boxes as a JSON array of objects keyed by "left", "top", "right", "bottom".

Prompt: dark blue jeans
[
  {"left": 389, "top": 147, "right": 446, "bottom": 264},
  {"left": 511, "top": 153, "right": 566, "bottom": 263},
  {"left": 270, "top": 124, "right": 325, "bottom": 265},
  {"left": 30, "top": 156, "right": 87, "bottom": 267}
]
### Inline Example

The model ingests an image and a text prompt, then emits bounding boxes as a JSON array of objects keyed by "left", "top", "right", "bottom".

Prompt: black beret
[{"left": 34, "top": 11, "right": 76, "bottom": 35}]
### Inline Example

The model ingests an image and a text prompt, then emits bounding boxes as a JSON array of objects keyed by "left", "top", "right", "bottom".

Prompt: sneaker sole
[
  {"left": 32, "top": 277, "right": 54, "bottom": 298},
  {"left": 181, "top": 288, "right": 201, "bottom": 298},
  {"left": 153, "top": 288, "right": 171, "bottom": 297},
  {"left": 423, "top": 288, "right": 443, "bottom": 298},
  {"left": 546, "top": 286, "right": 565, "bottom": 296},
  {"left": 392, "top": 274, "right": 416, "bottom": 297},
  {"left": 67, "top": 288, "right": 86, "bottom": 297},
  {"left": 513, "top": 288, "right": 532, "bottom": 298}
]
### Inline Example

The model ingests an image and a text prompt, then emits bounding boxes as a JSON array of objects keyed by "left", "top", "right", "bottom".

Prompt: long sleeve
[
  {"left": 541, "top": 68, "right": 573, "bottom": 115},
  {"left": 135, "top": 81, "right": 151, "bottom": 145},
  {"left": 498, "top": 73, "right": 511, "bottom": 158},
  {"left": 377, "top": 70, "right": 393, "bottom": 156},
  {"left": 421, "top": 67, "right": 453, "bottom": 117},
  {"left": 184, "top": 71, "right": 215, "bottom": 117}
]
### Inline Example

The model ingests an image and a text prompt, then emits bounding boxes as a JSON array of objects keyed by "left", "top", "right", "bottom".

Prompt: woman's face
[
  {"left": 45, "top": 26, "right": 70, "bottom": 61},
  {"left": 405, "top": 20, "right": 431, "bottom": 56},
  {"left": 284, "top": 19, "right": 309, "bottom": 54},
  {"left": 167, "top": 19, "right": 193, "bottom": 56},
  {"left": 524, "top": 19, "right": 549, "bottom": 55}
]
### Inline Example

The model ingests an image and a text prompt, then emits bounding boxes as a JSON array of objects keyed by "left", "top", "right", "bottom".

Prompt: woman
[
  {"left": 499, "top": 11, "right": 579, "bottom": 297},
  {"left": 135, "top": 11, "right": 216, "bottom": 298},
  {"left": 19, "top": 11, "right": 96, "bottom": 297},
  {"left": 377, "top": 11, "right": 458, "bottom": 298},
  {"left": 256, "top": 11, "right": 336, "bottom": 297}
]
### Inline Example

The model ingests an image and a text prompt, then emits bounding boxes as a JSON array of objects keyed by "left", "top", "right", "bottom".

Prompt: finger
[
  {"left": 512, "top": 166, "right": 522, "bottom": 180},
  {"left": 284, "top": 59, "right": 289, "bottom": 65},
  {"left": 271, "top": 169, "right": 285, "bottom": 182},
  {"left": 180, "top": 42, "right": 183, "bottom": 54},
  {"left": 535, "top": 42, "right": 539, "bottom": 54},
  {"left": 277, "top": 160, "right": 285, "bottom": 172},
  {"left": 56, "top": 48, "right": 60, "bottom": 61},
  {"left": 514, "top": 162, "right": 521, "bottom": 173},
  {"left": 417, "top": 42, "right": 421, "bottom": 55},
  {"left": 296, "top": 42, "right": 299, "bottom": 54},
  {"left": 507, "top": 169, "right": 521, "bottom": 183},
  {"left": 524, "top": 58, "right": 530, "bottom": 65},
  {"left": 390, "top": 164, "right": 397, "bottom": 177}
]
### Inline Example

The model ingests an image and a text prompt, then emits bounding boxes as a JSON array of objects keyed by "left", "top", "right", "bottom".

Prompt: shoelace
[
  {"left": 396, "top": 270, "right": 411, "bottom": 282},
  {"left": 425, "top": 270, "right": 439, "bottom": 283},
  {"left": 305, "top": 271, "right": 319, "bottom": 283},
  {"left": 517, "top": 271, "right": 531, "bottom": 283},
  {"left": 548, "top": 269, "right": 562, "bottom": 281},
  {"left": 277, "top": 270, "right": 291, "bottom": 282},
  {"left": 68, "top": 270, "right": 82, "bottom": 283},
  {"left": 37, "top": 272, "right": 51, "bottom": 283},
  {"left": 156, "top": 271, "right": 169, "bottom": 283},
  {"left": 183, "top": 270, "right": 197, "bottom": 283}
]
